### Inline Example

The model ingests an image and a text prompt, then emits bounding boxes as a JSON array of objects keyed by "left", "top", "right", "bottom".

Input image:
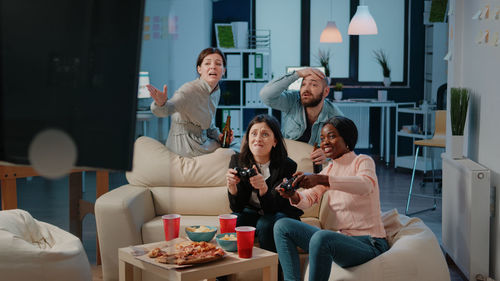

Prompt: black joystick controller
[
  {"left": 278, "top": 176, "right": 298, "bottom": 192},
  {"left": 234, "top": 167, "right": 257, "bottom": 179}
]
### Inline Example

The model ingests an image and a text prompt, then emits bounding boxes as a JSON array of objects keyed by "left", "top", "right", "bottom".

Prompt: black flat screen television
[{"left": 0, "top": 0, "right": 145, "bottom": 171}]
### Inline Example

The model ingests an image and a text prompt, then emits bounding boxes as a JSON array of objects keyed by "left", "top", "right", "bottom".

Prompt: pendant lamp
[
  {"left": 348, "top": 0, "right": 378, "bottom": 35},
  {"left": 320, "top": 0, "right": 342, "bottom": 43}
]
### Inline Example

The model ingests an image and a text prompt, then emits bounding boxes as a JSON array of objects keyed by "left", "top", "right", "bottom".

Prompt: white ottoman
[
  {"left": 0, "top": 209, "right": 91, "bottom": 281},
  {"left": 303, "top": 210, "right": 451, "bottom": 281}
]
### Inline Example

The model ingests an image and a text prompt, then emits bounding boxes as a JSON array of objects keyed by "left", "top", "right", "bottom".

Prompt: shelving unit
[
  {"left": 423, "top": 7, "right": 448, "bottom": 104},
  {"left": 394, "top": 103, "right": 436, "bottom": 172},
  {"left": 217, "top": 47, "right": 272, "bottom": 137}
]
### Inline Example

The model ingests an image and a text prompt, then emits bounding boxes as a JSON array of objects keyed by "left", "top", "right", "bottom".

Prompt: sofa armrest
[{"left": 95, "top": 184, "right": 155, "bottom": 281}]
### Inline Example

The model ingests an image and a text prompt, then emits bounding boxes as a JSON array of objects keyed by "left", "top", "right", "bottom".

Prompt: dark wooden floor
[{"left": 1, "top": 157, "right": 465, "bottom": 281}]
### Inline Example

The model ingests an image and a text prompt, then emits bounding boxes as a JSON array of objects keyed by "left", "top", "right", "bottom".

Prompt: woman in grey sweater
[{"left": 147, "top": 48, "right": 231, "bottom": 157}]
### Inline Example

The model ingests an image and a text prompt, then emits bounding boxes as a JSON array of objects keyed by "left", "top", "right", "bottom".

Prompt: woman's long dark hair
[{"left": 239, "top": 114, "right": 287, "bottom": 169}]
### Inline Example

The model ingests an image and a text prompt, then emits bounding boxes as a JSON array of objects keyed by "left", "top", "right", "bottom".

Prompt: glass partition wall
[{"left": 256, "top": 0, "right": 409, "bottom": 86}]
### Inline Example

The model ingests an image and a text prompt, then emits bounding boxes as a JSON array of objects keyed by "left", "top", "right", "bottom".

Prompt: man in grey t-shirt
[{"left": 260, "top": 68, "right": 343, "bottom": 166}]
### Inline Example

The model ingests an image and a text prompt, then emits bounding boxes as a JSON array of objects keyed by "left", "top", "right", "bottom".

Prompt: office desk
[
  {"left": 0, "top": 163, "right": 109, "bottom": 264},
  {"left": 333, "top": 100, "right": 397, "bottom": 165}
]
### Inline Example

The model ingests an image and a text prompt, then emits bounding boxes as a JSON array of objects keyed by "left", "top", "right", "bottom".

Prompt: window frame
[{"left": 253, "top": 0, "right": 410, "bottom": 87}]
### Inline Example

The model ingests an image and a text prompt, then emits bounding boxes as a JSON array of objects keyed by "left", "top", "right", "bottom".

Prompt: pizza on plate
[{"left": 148, "top": 241, "right": 225, "bottom": 265}]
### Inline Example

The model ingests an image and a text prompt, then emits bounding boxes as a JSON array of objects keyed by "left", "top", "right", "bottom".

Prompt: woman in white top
[{"left": 147, "top": 47, "right": 232, "bottom": 157}]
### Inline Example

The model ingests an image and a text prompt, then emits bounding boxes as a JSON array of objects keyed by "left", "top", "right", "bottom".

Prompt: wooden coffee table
[{"left": 118, "top": 241, "right": 278, "bottom": 281}]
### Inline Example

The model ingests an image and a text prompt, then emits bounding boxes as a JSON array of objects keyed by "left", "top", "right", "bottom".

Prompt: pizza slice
[{"left": 151, "top": 241, "right": 225, "bottom": 265}]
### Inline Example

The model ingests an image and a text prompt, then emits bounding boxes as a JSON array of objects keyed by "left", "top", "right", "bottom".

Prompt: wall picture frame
[{"left": 215, "top": 23, "right": 235, "bottom": 48}]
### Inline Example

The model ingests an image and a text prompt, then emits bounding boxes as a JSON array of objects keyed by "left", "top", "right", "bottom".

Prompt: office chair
[
  {"left": 405, "top": 110, "right": 446, "bottom": 216},
  {"left": 436, "top": 83, "right": 447, "bottom": 110}
]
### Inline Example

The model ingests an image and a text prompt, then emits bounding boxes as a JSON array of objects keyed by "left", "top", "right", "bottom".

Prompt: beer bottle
[
  {"left": 313, "top": 142, "right": 322, "bottom": 173},
  {"left": 221, "top": 115, "right": 232, "bottom": 148}
]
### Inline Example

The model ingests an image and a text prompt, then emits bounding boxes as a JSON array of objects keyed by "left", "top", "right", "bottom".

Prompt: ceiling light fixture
[
  {"left": 348, "top": 0, "right": 378, "bottom": 35},
  {"left": 320, "top": 0, "right": 342, "bottom": 43}
]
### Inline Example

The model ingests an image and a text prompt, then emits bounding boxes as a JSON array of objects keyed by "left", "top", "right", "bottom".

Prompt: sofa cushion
[
  {"left": 284, "top": 139, "right": 314, "bottom": 173},
  {"left": 300, "top": 217, "right": 321, "bottom": 229},
  {"left": 126, "top": 136, "right": 235, "bottom": 187},
  {"left": 150, "top": 186, "right": 231, "bottom": 216},
  {"left": 284, "top": 139, "right": 321, "bottom": 219}
]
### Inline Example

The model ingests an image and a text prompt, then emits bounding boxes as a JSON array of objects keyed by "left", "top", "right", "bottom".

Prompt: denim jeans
[
  {"left": 233, "top": 208, "right": 287, "bottom": 252},
  {"left": 274, "top": 217, "right": 389, "bottom": 281}
]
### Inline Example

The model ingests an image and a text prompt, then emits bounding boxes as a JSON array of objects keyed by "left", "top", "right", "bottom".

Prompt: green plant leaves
[
  {"left": 373, "top": 49, "right": 391, "bottom": 77},
  {"left": 429, "top": 0, "right": 448, "bottom": 23},
  {"left": 316, "top": 49, "right": 332, "bottom": 77},
  {"left": 450, "top": 87, "right": 470, "bottom": 135}
]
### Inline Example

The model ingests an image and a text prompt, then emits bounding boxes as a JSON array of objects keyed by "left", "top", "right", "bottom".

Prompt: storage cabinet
[
  {"left": 217, "top": 48, "right": 272, "bottom": 137},
  {"left": 394, "top": 103, "right": 436, "bottom": 172}
]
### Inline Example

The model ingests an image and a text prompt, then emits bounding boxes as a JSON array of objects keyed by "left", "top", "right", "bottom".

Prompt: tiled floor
[{"left": 2, "top": 157, "right": 466, "bottom": 281}]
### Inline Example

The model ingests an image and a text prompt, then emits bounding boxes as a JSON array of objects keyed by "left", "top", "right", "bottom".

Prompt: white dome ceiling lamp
[
  {"left": 320, "top": 0, "right": 342, "bottom": 43},
  {"left": 348, "top": 0, "right": 378, "bottom": 35}
]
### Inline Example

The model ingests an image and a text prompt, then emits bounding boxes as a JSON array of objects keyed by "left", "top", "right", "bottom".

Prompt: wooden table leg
[
  {"left": 262, "top": 264, "right": 277, "bottom": 281},
  {"left": 119, "top": 260, "right": 134, "bottom": 281},
  {"left": 95, "top": 171, "right": 109, "bottom": 265},
  {"left": 1, "top": 179, "right": 17, "bottom": 210},
  {"left": 69, "top": 172, "right": 83, "bottom": 239},
  {"left": 96, "top": 171, "right": 109, "bottom": 198}
]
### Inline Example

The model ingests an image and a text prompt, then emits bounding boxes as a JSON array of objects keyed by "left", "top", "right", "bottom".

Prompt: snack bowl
[
  {"left": 215, "top": 232, "right": 237, "bottom": 252},
  {"left": 185, "top": 225, "right": 217, "bottom": 242}
]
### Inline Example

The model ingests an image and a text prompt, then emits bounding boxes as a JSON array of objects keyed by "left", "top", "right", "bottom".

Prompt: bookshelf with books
[{"left": 217, "top": 47, "right": 272, "bottom": 139}]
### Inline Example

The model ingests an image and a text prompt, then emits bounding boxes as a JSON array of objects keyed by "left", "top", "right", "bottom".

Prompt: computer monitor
[
  {"left": 0, "top": 0, "right": 145, "bottom": 171},
  {"left": 137, "top": 71, "right": 153, "bottom": 110},
  {"left": 285, "top": 66, "right": 326, "bottom": 91},
  {"left": 138, "top": 72, "right": 151, "bottom": 99}
]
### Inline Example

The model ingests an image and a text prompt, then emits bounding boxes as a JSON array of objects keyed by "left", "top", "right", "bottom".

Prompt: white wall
[
  {"left": 256, "top": 0, "right": 300, "bottom": 77},
  {"left": 447, "top": 0, "right": 500, "bottom": 278},
  {"left": 141, "top": 0, "right": 212, "bottom": 88},
  {"left": 168, "top": 0, "right": 212, "bottom": 93},
  {"left": 141, "top": 0, "right": 170, "bottom": 88},
  {"left": 141, "top": 0, "right": 211, "bottom": 95}
]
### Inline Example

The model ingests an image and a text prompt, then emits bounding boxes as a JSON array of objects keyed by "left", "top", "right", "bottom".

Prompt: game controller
[
  {"left": 234, "top": 167, "right": 257, "bottom": 179},
  {"left": 278, "top": 176, "right": 298, "bottom": 192}
]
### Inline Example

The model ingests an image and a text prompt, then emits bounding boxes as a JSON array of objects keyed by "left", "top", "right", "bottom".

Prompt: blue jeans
[
  {"left": 274, "top": 217, "right": 389, "bottom": 281},
  {"left": 233, "top": 208, "right": 287, "bottom": 252}
]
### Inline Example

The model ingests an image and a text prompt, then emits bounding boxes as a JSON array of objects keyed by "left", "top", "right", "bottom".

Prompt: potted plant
[
  {"left": 317, "top": 49, "right": 331, "bottom": 77},
  {"left": 373, "top": 49, "right": 391, "bottom": 87},
  {"left": 450, "top": 87, "right": 470, "bottom": 159},
  {"left": 333, "top": 82, "right": 343, "bottom": 101}
]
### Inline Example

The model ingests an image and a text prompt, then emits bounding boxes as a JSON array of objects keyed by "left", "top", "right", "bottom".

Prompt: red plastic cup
[
  {"left": 219, "top": 214, "right": 237, "bottom": 234},
  {"left": 235, "top": 226, "right": 255, "bottom": 258},
  {"left": 162, "top": 214, "right": 181, "bottom": 241}
]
